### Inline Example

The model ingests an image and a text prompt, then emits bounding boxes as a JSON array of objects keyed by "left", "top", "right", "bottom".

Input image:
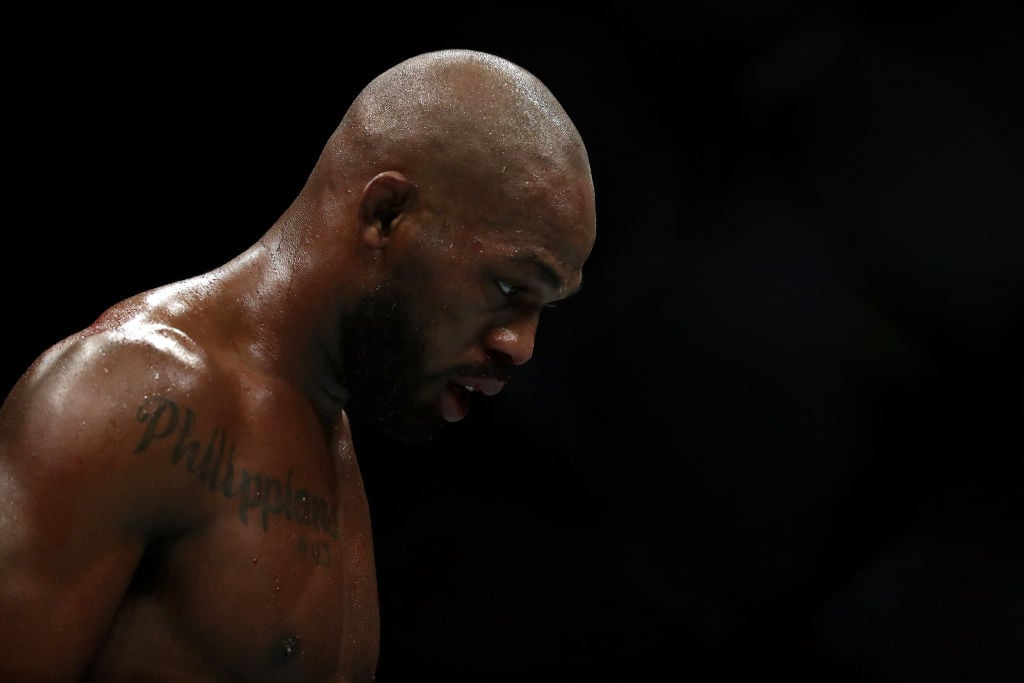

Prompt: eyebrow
[{"left": 513, "top": 251, "right": 582, "bottom": 298}]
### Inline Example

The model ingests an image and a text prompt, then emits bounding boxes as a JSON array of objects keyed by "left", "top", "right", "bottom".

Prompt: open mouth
[
  {"left": 440, "top": 382, "right": 472, "bottom": 423},
  {"left": 439, "top": 376, "right": 506, "bottom": 423}
]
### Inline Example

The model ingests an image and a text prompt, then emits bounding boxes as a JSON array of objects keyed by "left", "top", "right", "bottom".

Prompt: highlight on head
[{"left": 314, "top": 49, "right": 592, "bottom": 211}]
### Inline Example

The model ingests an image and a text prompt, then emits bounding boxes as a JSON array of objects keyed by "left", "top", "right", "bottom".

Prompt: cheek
[
  {"left": 419, "top": 298, "right": 489, "bottom": 366},
  {"left": 395, "top": 248, "right": 489, "bottom": 346},
  {"left": 427, "top": 308, "right": 479, "bottom": 348}
]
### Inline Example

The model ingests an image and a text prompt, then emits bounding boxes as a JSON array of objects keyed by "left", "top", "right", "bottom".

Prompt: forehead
[
  {"left": 480, "top": 173, "right": 595, "bottom": 260},
  {"left": 443, "top": 156, "right": 596, "bottom": 287}
]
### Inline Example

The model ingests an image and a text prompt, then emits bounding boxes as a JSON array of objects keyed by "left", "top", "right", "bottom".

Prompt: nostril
[{"left": 486, "top": 349, "right": 515, "bottom": 366}]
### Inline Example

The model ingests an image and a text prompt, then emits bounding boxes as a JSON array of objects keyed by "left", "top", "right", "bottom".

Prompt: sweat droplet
[{"left": 271, "top": 633, "right": 301, "bottom": 667}]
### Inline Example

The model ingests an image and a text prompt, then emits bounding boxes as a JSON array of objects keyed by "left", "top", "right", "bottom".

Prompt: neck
[{"left": 199, "top": 231, "right": 358, "bottom": 427}]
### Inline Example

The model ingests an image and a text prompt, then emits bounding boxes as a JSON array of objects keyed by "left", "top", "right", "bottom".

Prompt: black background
[{"left": 6, "top": 2, "right": 1023, "bottom": 681}]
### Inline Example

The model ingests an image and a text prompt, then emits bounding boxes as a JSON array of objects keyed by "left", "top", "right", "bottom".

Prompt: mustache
[{"left": 435, "top": 362, "right": 514, "bottom": 384}]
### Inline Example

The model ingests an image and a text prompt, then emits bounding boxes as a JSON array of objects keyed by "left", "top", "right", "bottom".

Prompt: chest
[
  {"left": 95, "top": 419, "right": 379, "bottom": 682},
  {"left": 171, "top": 478, "right": 379, "bottom": 681}
]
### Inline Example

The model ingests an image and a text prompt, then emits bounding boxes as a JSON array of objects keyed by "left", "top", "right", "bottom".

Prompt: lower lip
[{"left": 440, "top": 382, "right": 470, "bottom": 422}]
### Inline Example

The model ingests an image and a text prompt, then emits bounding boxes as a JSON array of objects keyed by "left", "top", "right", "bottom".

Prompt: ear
[{"left": 358, "top": 171, "right": 418, "bottom": 249}]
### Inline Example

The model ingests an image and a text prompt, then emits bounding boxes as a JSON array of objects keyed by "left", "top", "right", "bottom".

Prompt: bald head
[
  {"left": 305, "top": 49, "right": 593, "bottom": 231},
  {"left": 344, "top": 49, "right": 586, "bottom": 167}
]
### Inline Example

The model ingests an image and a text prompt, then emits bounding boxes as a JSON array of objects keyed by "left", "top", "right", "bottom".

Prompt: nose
[{"left": 484, "top": 316, "right": 538, "bottom": 366}]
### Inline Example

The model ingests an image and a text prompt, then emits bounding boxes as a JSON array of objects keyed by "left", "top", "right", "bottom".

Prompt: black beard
[{"left": 339, "top": 274, "right": 443, "bottom": 444}]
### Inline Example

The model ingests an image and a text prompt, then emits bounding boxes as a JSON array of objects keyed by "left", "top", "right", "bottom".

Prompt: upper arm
[{"left": 0, "top": 326, "right": 218, "bottom": 679}]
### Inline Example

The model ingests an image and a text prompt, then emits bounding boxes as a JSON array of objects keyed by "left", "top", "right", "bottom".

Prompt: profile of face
[
  {"left": 341, "top": 205, "right": 593, "bottom": 444},
  {"left": 324, "top": 50, "right": 597, "bottom": 442}
]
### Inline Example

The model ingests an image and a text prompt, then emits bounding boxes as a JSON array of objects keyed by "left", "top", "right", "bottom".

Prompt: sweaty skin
[{"left": 0, "top": 50, "right": 595, "bottom": 681}]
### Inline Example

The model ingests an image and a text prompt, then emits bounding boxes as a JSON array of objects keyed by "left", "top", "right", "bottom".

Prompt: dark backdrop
[{"left": 7, "top": 2, "right": 1023, "bottom": 681}]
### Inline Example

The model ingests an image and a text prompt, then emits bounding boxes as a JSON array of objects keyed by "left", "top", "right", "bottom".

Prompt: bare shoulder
[
  {"left": 0, "top": 313, "right": 255, "bottom": 677},
  {"left": 0, "top": 317, "right": 239, "bottom": 533},
  {"left": 3, "top": 317, "right": 222, "bottom": 451}
]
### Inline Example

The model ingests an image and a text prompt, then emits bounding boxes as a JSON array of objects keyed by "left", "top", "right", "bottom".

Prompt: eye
[{"left": 496, "top": 279, "right": 524, "bottom": 297}]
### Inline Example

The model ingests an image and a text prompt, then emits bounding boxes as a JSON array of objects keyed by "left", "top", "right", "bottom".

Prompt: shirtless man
[{"left": 0, "top": 49, "right": 596, "bottom": 681}]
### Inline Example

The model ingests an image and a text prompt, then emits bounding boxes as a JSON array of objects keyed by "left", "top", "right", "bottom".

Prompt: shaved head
[
  {"left": 344, "top": 49, "right": 587, "bottom": 166},
  {"left": 306, "top": 49, "right": 593, "bottom": 235}
]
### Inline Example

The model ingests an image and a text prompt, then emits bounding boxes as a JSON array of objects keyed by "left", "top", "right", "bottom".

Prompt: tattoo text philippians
[{"left": 133, "top": 395, "right": 340, "bottom": 543}]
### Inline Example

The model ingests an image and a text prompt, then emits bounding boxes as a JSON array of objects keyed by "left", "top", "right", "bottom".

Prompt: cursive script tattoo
[{"left": 133, "top": 395, "right": 339, "bottom": 540}]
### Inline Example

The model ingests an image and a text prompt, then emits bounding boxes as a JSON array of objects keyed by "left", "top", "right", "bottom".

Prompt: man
[{"left": 0, "top": 49, "right": 596, "bottom": 681}]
